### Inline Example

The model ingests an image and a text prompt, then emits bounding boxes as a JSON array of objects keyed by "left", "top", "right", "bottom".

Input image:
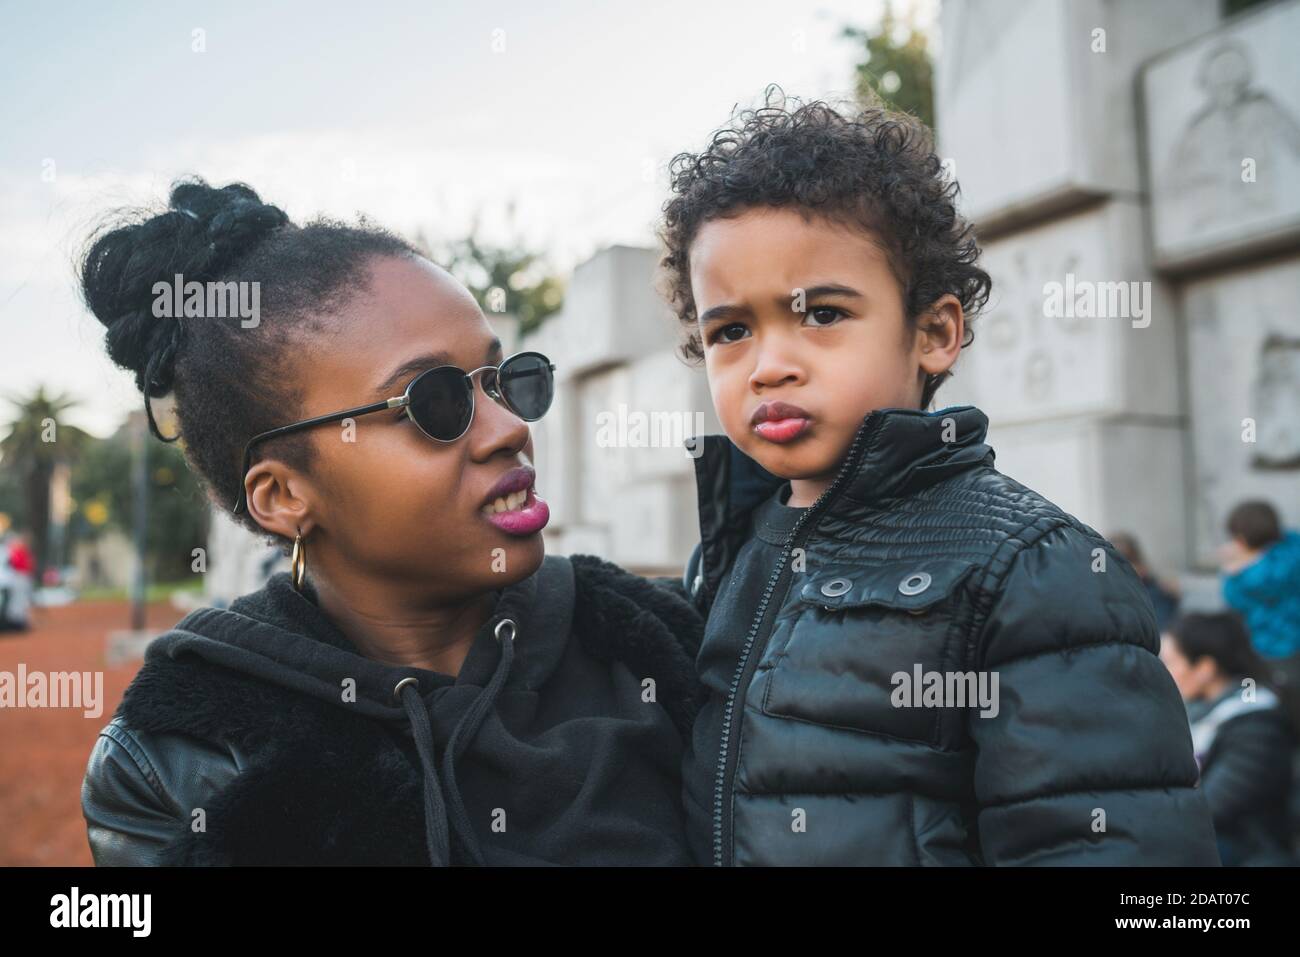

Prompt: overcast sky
[{"left": 0, "top": 0, "right": 938, "bottom": 436}]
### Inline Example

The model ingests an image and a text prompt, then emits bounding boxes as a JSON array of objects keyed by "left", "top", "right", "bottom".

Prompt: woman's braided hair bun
[
  {"left": 77, "top": 176, "right": 416, "bottom": 540},
  {"left": 79, "top": 179, "right": 290, "bottom": 406}
]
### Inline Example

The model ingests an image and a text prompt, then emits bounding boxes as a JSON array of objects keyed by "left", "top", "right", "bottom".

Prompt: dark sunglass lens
[
  {"left": 500, "top": 354, "right": 554, "bottom": 420},
  {"left": 407, "top": 367, "right": 473, "bottom": 440}
]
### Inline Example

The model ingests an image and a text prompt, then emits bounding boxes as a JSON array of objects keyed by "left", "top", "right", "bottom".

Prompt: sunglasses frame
[{"left": 231, "top": 350, "right": 556, "bottom": 516}]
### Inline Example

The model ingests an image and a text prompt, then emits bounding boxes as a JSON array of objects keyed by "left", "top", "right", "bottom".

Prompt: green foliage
[
  {"left": 844, "top": 1, "right": 935, "bottom": 128},
  {"left": 0, "top": 385, "right": 91, "bottom": 474},
  {"left": 1223, "top": 0, "right": 1272, "bottom": 16},
  {"left": 0, "top": 467, "right": 24, "bottom": 530},
  {"left": 69, "top": 428, "right": 208, "bottom": 582},
  {"left": 414, "top": 223, "right": 565, "bottom": 337},
  {"left": 0, "top": 385, "right": 93, "bottom": 575}
]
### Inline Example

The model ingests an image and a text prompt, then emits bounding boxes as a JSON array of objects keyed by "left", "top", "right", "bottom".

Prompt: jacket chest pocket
[{"left": 757, "top": 559, "right": 981, "bottom": 746}]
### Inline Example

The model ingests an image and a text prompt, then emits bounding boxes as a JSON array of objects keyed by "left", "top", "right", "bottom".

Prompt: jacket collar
[
  {"left": 839, "top": 404, "right": 993, "bottom": 504},
  {"left": 690, "top": 405, "right": 994, "bottom": 606}
]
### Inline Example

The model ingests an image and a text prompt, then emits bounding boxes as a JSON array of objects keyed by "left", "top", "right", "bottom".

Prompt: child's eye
[
  {"left": 804, "top": 306, "right": 847, "bottom": 327},
  {"left": 707, "top": 322, "right": 750, "bottom": 344}
]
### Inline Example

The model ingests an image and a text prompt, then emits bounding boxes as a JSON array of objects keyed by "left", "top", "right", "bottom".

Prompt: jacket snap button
[
  {"left": 820, "top": 578, "right": 852, "bottom": 598},
  {"left": 898, "top": 571, "right": 932, "bottom": 596}
]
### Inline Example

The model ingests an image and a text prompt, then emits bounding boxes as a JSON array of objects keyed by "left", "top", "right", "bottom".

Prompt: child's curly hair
[{"left": 658, "top": 87, "right": 992, "bottom": 409}]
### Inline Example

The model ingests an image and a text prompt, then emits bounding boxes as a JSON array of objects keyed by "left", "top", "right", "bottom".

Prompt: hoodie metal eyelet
[
  {"left": 392, "top": 676, "right": 419, "bottom": 703},
  {"left": 820, "top": 578, "right": 852, "bottom": 598},
  {"left": 494, "top": 619, "right": 516, "bottom": 643},
  {"left": 898, "top": 571, "right": 932, "bottom": 596}
]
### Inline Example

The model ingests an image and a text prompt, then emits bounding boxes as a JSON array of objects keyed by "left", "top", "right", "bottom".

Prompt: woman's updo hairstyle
[{"left": 78, "top": 177, "right": 418, "bottom": 548}]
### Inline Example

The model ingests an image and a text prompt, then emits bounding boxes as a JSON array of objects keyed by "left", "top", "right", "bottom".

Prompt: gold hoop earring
[{"left": 290, "top": 527, "right": 307, "bottom": 593}]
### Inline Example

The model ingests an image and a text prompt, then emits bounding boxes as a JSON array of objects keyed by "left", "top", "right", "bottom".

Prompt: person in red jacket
[
  {"left": 1, "top": 532, "right": 34, "bottom": 630},
  {"left": 8, "top": 532, "right": 34, "bottom": 576}
]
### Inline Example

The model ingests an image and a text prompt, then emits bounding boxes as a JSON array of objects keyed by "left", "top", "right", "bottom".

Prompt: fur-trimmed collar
[{"left": 114, "top": 554, "right": 702, "bottom": 865}]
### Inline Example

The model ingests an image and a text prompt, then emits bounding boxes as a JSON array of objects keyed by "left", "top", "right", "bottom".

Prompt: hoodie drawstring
[
  {"left": 397, "top": 680, "right": 451, "bottom": 865},
  {"left": 394, "top": 616, "right": 516, "bottom": 866}
]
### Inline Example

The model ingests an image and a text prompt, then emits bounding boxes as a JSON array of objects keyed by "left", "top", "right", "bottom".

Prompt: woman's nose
[{"left": 468, "top": 376, "right": 530, "bottom": 460}]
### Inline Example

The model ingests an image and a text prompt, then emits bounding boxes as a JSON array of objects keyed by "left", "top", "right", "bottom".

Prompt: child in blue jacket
[{"left": 1221, "top": 499, "right": 1300, "bottom": 730}]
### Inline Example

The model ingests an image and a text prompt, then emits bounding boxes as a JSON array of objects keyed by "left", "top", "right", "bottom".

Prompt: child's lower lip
[
  {"left": 754, "top": 417, "right": 811, "bottom": 443},
  {"left": 482, "top": 488, "right": 550, "bottom": 536}
]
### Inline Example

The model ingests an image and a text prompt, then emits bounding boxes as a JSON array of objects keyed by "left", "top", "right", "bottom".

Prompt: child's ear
[{"left": 915, "top": 294, "right": 965, "bottom": 377}]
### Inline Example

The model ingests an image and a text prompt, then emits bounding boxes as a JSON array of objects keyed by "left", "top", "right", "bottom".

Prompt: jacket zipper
[{"left": 711, "top": 417, "right": 877, "bottom": 866}]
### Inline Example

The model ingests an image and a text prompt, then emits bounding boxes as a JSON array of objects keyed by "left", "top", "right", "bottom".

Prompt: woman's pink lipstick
[
  {"left": 751, "top": 400, "right": 812, "bottom": 444},
  {"left": 480, "top": 466, "right": 550, "bottom": 536}
]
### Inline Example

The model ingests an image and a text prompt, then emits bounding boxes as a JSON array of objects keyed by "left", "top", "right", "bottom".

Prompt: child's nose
[{"left": 748, "top": 344, "right": 805, "bottom": 391}]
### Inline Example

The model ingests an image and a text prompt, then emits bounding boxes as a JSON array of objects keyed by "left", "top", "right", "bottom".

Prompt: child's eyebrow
[
  {"left": 696, "top": 283, "right": 868, "bottom": 328},
  {"left": 698, "top": 285, "right": 864, "bottom": 328},
  {"left": 698, "top": 302, "right": 750, "bottom": 327},
  {"left": 791, "top": 284, "right": 863, "bottom": 304}
]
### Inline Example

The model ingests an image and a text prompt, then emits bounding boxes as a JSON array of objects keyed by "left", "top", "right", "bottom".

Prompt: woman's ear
[
  {"left": 915, "top": 294, "right": 965, "bottom": 378},
  {"left": 244, "top": 459, "right": 315, "bottom": 539}
]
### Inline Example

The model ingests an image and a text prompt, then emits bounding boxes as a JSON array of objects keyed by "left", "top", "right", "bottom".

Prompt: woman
[
  {"left": 1160, "top": 612, "right": 1297, "bottom": 866},
  {"left": 78, "top": 179, "right": 703, "bottom": 865}
]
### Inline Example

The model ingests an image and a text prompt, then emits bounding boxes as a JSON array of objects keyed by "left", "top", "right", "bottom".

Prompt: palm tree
[{"left": 0, "top": 386, "right": 92, "bottom": 582}]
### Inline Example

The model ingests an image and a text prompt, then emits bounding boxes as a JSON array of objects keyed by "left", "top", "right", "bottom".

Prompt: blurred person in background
[
  {"left": 1221, "top": 500, "right": 1300, "bottom": 728},
  {"left": 1160, "top": 612, "right": 1297, "bottom": 866},
  {"left": 0, "top": 529, "right": 15, "bottom": 631},
  {"left": 0, "top": 530, "right": 33, "bottom": 631},
  {"left": 1110, "top": 531, "right": 1181, "bottom": 632}
]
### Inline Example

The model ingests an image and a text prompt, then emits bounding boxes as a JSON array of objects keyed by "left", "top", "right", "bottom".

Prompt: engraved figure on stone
[
  {"left": 1165, "top": 40, "right": 1300, "bottom": 232},
  {"left": 1251, "top": 333, "right": 1300, "bottom": 469}
]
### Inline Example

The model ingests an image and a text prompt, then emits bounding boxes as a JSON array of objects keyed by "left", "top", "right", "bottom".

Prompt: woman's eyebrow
[
  {"left": 374, "top": 339, "right": 504, "bottom": 397},
  {"left": 375, "top": 353, "right": 450, "bottom": 397}
]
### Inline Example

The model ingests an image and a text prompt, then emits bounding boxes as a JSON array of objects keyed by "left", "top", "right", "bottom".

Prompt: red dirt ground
[{"left": 0, "top": 599, "right": 185, "bottom": 866}]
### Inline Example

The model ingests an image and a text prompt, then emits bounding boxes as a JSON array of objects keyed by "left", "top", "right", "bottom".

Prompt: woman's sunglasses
[{"left": 231, "top": 350, "right": 556, "bottom": 515}]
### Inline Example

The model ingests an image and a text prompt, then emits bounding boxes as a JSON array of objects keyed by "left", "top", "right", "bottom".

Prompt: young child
[
  {"left": 1220, "top": 500, "right": 1300, "bottom": 661},
  {"left": 658, "top": 91, "right": 1220, "bottom": 866},
  {"left": 1220, "top": 500, "right": 1300, "bottom": 729}
]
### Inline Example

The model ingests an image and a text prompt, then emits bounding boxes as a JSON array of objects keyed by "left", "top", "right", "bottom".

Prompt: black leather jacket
[
  {"left": 681, "top": 404, "right": 1221, "bottom": 866},
  {"left": 83, "top": 715, "right": 250, "bottom": 865},
  {"left": 81, "top": 554, "right": 704, "bottom": 865}
]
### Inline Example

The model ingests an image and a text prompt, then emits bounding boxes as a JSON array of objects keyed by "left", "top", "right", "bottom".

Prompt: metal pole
[{"left": 130, "top": 411, "right": 148, "bottom": 631}]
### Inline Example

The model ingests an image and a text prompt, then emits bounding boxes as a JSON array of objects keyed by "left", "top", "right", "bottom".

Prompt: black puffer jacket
[
  {"left": 81, "top": 554, "right": 704, "bottom": 866},
  {"left": 682, "top": 405, "right": 1221, "bottom": 866},
  {"left": 1188, "top": 685, "right": 1296, "bottom": 866}
]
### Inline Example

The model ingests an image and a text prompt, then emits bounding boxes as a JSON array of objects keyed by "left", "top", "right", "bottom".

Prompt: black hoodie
[{"left": 82, "top": 554, "right": 704, "bottom": 865}]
